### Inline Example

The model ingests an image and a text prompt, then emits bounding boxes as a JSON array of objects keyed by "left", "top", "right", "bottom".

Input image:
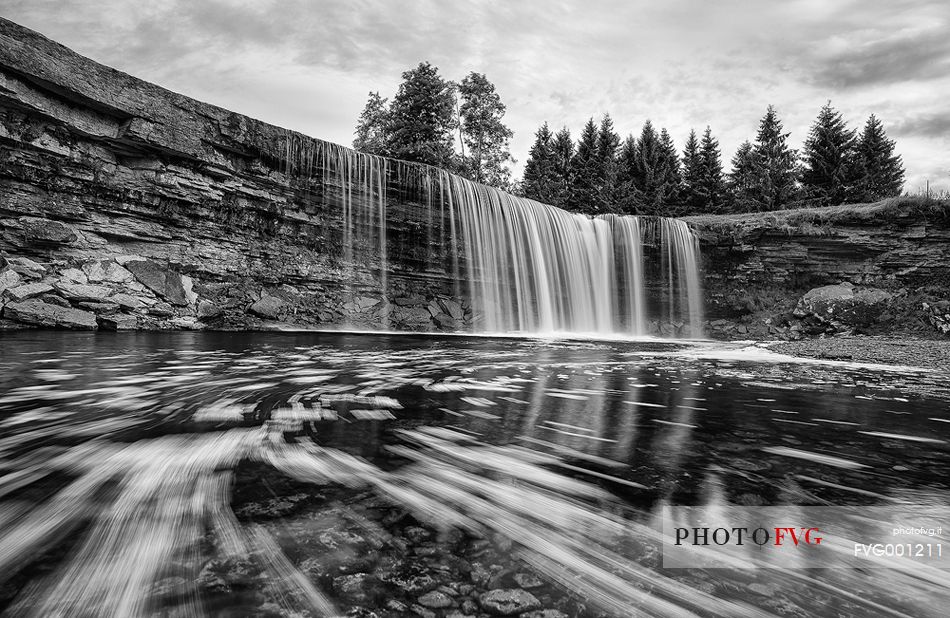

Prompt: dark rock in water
[
  {"left": 4, "top": 299, "right": 97, "bottom": 329},
  {"left": 332, "top": 572, "right": 375, "bottom": 604},
  {"left": 125, "top": 259, "right": 189, "bottom": 306},
  {"left": 478, "top": 589, "right": 541, "bottom": 615},
  {"left": 196, "top": 557, "right": 261, "bottom": 592},
  {"left": 97, "top": 314, "right": 138, "bottom": 331},
  {"left": 794, "top": 283, "right": 892, "bottom": 329},
  {"left": 249, "top": 295, "right": 284, "bottom": 319},
  {"left": 512, "top": 573, "right": 543, "bottom": 589},
  {"left": 417, "top": 590, "right": 454, "bottom": 608},
  {"left": 2, "top": 282, "right": 53, "bottom": 301},
  {"left": 19, "top": 216, "right": 76, "bottom": 244}
]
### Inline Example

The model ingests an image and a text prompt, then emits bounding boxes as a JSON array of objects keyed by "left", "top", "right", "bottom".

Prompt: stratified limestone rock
[
  {"left": 793, "top": 282, "right": 893, "bottom": 328},
  {"left": 18, "top": 216, "right": 76, "bottom": 244},
  {"left": 124, "top": 260, "right": 188, "bottom": 306},
  {"left": 249, "top": 295, "right": 283, "bottom": 319},
  {"left": 60, "top": 267, "right": 88, "bottom": 284},
  {"left": 4, "top": 298, "right": 97, "bottom": 328},
  {"left": 5, "top": 257, "right": 45, "bottom": 279},
  {"left": 109, "top": 293, "right": 145, "bottom": 309},
  {"left": 2, "top": 282, "right": 53, "bottom": 301},
  {"left": 54, "top": 282, "right": 112, "bottom": 301}
]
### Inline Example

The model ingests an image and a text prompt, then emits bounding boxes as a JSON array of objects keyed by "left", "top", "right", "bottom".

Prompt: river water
[{"left": 1, "top": 331, "right": 949, "bottom": 617}]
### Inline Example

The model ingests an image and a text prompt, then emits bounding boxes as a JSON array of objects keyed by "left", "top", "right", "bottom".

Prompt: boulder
[
  {"left": 19, "top": 217, "right": 76, "bottom": 244},
  {"left": 100, "top": 262, "right": 134, "bottom": 283},
  {"left": 355, "top": 296, "right": 380, "bottom": 311},
  {"left": 391, "top": 306, "right": 432, "bottom": 327},
  {"left": 81, "top": 261, "right": 106, "bottom": 282},
  {"left": 109, "top": 293, "right": 145, "bottom": 309},
  {"left": 55, "top": 282, "right": 113, "bottom": 302},
  {"left": 3, "top": 282, "right": 54, "bottom": 302},
  {"left": 0, "top": 269, "right": 21, "bottom": 295},
  {"left": 793, "top": 283, "right": 893, "bottom": 328},
  {"left": 60, "top": 268, "right": 88, "bottom": 284},
  {"left": 197, "top": 300, "right": 223, "bottom": 319},
  {"left": 4, "top": 299, "right": 97, "bottom": 329},
  {"left": 478, "top": 588, "right": 541, "bottom": 615},
  {"left": 923, "top": 300, "right": 950, "bottom": 335},
  {"left": 249, "top": 295, "right": 283, "bottom": 319},
  {"left": 6, "top": 257, "right": 46, "bottom": 279},
  {"left": 440, "top": 298, "right": 464, "bottom": 320},
  {"left": 97, "top": 314, "right": 138, "bottom": 330},
  {"left": 125, "top": 259, "right": 188, "bottom": 305}
]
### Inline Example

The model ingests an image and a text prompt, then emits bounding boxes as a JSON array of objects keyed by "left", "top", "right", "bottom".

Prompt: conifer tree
[
  {"left": 681, "top": 129, "right": 703, "bottom": 214},
  {"left": 594, "top": 114, "right": 621, "bottom": 213},
  {"left": 749, "top": 105, "right": 800, "bottom": 210},
  {"left": 633, "top": 121, "right": 662, "bottom": 214},
  {"left": 656, "top": 128, "right": 682, "bottom": 215},
  {"left": 571, "top": 118, "right": 600, "bottom": 213},
  {"left": 697, "top": 127, "right": 728, "bottom": 214},
  {"left": 550, "top": 127, "right": 575, "bottom": 209},
  {"left": 522, "top": 122, "right": 555, "bottom": 203},
  {"left": 852, "top": 114, "right": 905, "bottom": 202},
  {"left": 616, "top": 134, "right": 642, "bottom": 214},
  {"left": 353, "top": 91, "right": 390, "bottom": 155},
  {"left": 728, "top": 140, "right": 758, "bottom": 212},
  {"left": 801, "top": 102, "right": 857, "bottom": 206}
]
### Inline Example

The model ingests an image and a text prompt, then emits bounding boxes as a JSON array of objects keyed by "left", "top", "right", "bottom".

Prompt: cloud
[
  {"left": 807, "top": 27, "right": 950, "bottom": 89},
  {"left": 891, "top": 111, "right": 950, "bottom": 138},
  {"left": 0, "top": 0, "right": 947, "bottom": 192}
]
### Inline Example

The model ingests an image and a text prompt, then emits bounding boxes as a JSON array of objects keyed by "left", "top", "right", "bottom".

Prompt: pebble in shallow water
[{"left": 478, "top": 588, "right": 541, "bottom": 615}]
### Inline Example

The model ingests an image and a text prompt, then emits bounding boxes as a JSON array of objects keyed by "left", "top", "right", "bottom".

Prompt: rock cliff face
[
  {"left": 684, "top": 202, "right": 950, "bottom": 339},
  {"left": 0, "top": 18, "right": 468, "bottom": 331}
]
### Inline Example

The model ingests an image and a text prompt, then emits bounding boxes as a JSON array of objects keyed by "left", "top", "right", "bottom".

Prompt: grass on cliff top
[{"left": 683, "top": 195, "right": 950, "bottom": 238}]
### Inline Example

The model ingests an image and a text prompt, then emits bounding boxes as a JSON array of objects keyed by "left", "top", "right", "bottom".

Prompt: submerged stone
[{"left": 478, "top": 588, "right": 541, "bottom": 615}]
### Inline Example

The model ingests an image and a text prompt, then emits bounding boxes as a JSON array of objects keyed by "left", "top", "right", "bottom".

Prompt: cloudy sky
[{"left": 2, "top": 0, "right": 948, "bottom": 193}]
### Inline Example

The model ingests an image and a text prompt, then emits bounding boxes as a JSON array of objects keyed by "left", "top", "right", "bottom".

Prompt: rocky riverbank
[{"left": 770, "top": 335, "right": 950, "bottom": 372}]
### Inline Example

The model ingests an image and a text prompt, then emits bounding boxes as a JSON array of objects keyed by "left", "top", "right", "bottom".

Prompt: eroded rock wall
[
  {"left": 0, "top": 18, "right": 468, "bottom": 331},
  {"left": 685, "top": 204, "right": 950, "bottom": 339}
]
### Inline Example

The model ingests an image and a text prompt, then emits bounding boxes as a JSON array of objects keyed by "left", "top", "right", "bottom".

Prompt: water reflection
[{"left": 0, "top": 331, "right": 949, "bottom": 616}]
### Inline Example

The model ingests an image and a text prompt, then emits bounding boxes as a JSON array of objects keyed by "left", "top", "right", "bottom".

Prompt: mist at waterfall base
[
  {"left": 1, "top": 331, "right": 950, "bottom": 617},
  {"left": 284, "top": 139, "right": 704, "bottom": 339}
]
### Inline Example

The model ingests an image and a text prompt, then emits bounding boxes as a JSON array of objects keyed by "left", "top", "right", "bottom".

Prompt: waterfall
[{"left": 280, "top": 135, "right": 704, "bottom": 338}]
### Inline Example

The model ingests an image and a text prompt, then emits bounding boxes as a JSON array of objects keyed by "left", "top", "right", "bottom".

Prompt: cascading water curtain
[{"left": 281, "top": 133, "right": 703, "bottom": 338}]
